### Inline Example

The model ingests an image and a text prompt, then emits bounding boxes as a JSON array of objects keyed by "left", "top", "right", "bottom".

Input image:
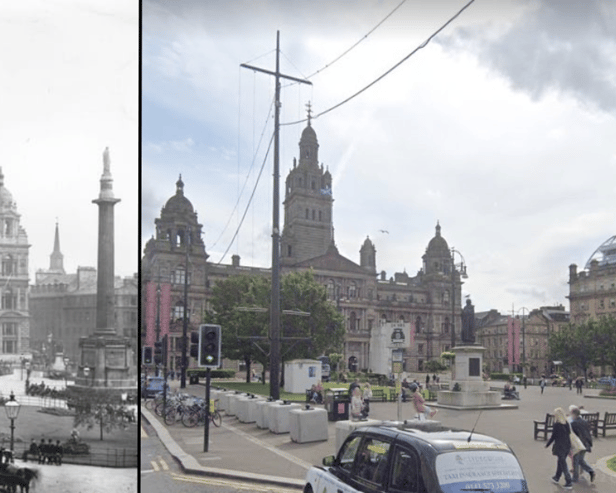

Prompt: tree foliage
[
  {"left": 207, "top": 271, "right": 345, "bottom": 382},
  {"left": 424, "top": 359, "right": 447, "bottom": 374},
  {"left": 549, "top": 316, "right": 616, "bottom": 376}
]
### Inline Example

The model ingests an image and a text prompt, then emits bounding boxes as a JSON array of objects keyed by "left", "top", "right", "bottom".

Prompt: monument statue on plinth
[{"left": 461, "top": 298, "right": 475, "bottom": 344}]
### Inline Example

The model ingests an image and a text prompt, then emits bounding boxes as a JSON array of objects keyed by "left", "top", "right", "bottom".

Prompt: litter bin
[
  {"left": 189, "top": 374, "right": 199, "bottom": 384},
  {"left": 325, "top": 391, "right": 349, "bottom": 421}
]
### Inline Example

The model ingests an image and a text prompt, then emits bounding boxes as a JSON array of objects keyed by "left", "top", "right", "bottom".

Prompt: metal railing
[{"left": 15, "top": 446, "right": 138, "bottom": 468}]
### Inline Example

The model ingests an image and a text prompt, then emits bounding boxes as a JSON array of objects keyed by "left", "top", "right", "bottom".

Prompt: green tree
[
  {"left": 593, "top": 316, "right": 616, "bottom": 373},
  {"left": 548, "top": 320, "right": 600, "bottom": 378},
  {"left": 424, "top": 359, "right": 447, "bottom": 374},
  {"left": 207, "top": 271, "right": 345, "bottom": 383}
]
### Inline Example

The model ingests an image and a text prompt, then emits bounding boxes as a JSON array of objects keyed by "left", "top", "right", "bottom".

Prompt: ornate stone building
[
  {"left": 141, "top": 121, "right": 467, "bottom": 376},
  {"left": 30, "top": 223, "right": 137, "bottom": 364},
  {"left": 476, "top": 305, "right": 569, "bottom": 377},
  {"left": 568, "top": 235, "right": 616, "bottom": 323},
  {"left": 0, "top": 168, "right": 30, "bottom": 361}
]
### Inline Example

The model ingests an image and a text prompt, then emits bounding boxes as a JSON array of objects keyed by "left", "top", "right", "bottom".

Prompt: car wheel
[{"left": 303, "top": 484, "right": 314, "bottom": 493}]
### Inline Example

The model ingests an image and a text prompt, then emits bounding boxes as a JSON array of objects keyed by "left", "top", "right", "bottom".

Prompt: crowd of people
[{"left": 23, "top": 438, "right": 64, "bottom": 465}]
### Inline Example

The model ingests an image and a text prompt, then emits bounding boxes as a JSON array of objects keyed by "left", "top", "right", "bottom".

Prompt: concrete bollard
[
  {"left": 242, "top": 395, "right": 265, "bottom": 423},
  {"left": 335, "top": 419, "right": 383, "bottom": 452},
  {"left": 269, "top": 402, "right": 302, "bottom": 434},
  {"left": 256, "top": 399, "right": 282, "bottom": 429},
  {"left": 289, "top": 406, "right": 328, "bottom": 443},
  {"left": 227, "top": 392, "right": 247, "bottom": 417},
  {"left": 217, "top": 391, "right": 236, "bottom": 412}
]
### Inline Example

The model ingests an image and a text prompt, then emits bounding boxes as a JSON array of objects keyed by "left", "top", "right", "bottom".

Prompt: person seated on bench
[{"left": 309, "top": 383, "right": 323, "bottom": 404}]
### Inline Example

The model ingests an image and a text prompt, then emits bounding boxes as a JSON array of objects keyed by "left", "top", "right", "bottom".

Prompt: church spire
[{"left": 49, "top": 220, "right": 65, "bottom": 274}]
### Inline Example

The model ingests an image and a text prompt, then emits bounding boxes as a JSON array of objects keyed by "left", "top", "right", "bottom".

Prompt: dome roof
[
  {"left": 163, "top": 175, "right": 194, "bottom": 215},
  {"left": 362, "top": 236, "right": 374, "bottom": 248},
  {"left": 300, "top": 123, "right": 317, "bottom": 143},
  {"left": 0, "top": 168, "right": 16, "bottom": 212},
  {"left": 585, "top": 234, "right": 616, "bottom": 269},
  {"left": 426, "top": 222, "right": 449, "bottom": 254}
]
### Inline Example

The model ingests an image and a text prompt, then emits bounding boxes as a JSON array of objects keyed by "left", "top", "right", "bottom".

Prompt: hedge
[
  {"left": 489, "top": 372, "right": 523, "bottom": 381},
  {"left": 186, "top": 369, "right": 236, "bottom": 379}
]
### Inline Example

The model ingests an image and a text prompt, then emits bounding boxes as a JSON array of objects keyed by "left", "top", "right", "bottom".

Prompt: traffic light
[
  {"left": 198, "top": 324, "right": 221, "bottom": 368},
  {"left": 142, "top": 346, "right": 153, "bottom": 365},
  {"left": 154, "top": 341, "right": 163, "bottom": 365},
  {"left": 190, "top": 331, "right": 199, "bottom": 358}
]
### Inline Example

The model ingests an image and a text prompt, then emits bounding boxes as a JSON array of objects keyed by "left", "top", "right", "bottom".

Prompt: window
[
  {"left": 2, "top": 290, "right": 16, "bottom": 310},
  {"left": 172, "top": 302, "right": 185, "bottom": 320},
  {"left": 418, "top": 344, "right": 424, "bottom": 354},
  {"left": 305, "top": 208, "right": 309, "bottom": 219},
  {"left": 318, "top": 210, "right": 322, "bottom": 221},
  {"left": 173, "top": 267, "right": 190, "bottom": 285},
  {"left": 338, "top": 436, "right": 361, "bottom": 474},
  {"left": 2, "top": 340, "right": 17, "bottom": 354},
  {"left": 312, "top": 209, "right": 315, "bottom": 220},
  {"left": 350, "top": 311, "right": 358, "bottom": 332},
  {"left": 349, "top": 282, "right": 357, "bottom": 298},
  {"left": 287, "top": 245, "right": 292, "bottom": 257},
  {"left": 415, "top": 317, "right": 422, "bottom": 334},
  {"left": 355, "top": 437, "right": 391, "bottom": 486},
  {"left": 2, "top": 255, "right": 15, "bottom": 276},
  {"left": 2, "top": 323, "right": 17, "bottom": 336},
  {"left": 389, "top": 446, "right": 421, "bottom": 493}
]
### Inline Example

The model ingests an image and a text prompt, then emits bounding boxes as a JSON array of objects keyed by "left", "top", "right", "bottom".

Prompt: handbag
[{"left": 570, "top": 429, "right": 586, "bottom": 455}]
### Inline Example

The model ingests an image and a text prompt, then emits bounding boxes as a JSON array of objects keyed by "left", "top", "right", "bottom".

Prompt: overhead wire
[
  {"left": 217, "top": 131, "right": 275, "bottom": 264},
  {"left": 281, "top": 0, "right": 475, "bottom": 127},
  {"left": 210, "top": 97, "right": 275, "bottom": 251}
]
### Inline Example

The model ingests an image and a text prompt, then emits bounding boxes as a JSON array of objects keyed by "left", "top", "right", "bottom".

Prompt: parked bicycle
[{"left": 182, "top": 399, "right": 221, "bottom": 428}]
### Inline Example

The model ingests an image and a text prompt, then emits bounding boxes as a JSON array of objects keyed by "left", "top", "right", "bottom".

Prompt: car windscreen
[{"left": 435, "top": 450, "right": 526, "bottom": 493}]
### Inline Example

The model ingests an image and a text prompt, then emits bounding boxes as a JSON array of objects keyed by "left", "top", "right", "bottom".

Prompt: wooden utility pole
[{"left": 240, "top": 31, "right": 311, "bottom": 399}]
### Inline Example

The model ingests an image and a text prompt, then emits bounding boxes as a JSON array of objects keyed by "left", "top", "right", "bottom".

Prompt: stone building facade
[
  {"left": 141, "top": 121, "right": 467, "bottom": 376},
  {"left": 30, "top": 223, "right": 137, "bottom": 364},
  {"left": 0, "top": 168, "right": 30, "bottom": 361},
  {"left": 476, "top": 305, "right": 569, "bottom": 378},
  {"left": 568, "top": 235, "right": 616, "bottom": 323}
]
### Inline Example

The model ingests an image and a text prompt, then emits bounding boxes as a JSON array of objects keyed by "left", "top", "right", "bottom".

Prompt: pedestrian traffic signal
[
  {"left": 190, "top": 331, "right": 199, "bottom": 359},
  {"left": 198, "top": 324, "right": 221, "bottom": 368},
  {"left": 142, "top": 346, "right": 153, "bottom": 365}
]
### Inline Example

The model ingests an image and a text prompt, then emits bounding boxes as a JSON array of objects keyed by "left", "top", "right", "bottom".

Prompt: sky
[
  {"left": 0, "top": 0, "right": 138, "bottom": 279},
  {"left": 142, "top": 0, "right": 616, "bottom": 315}
]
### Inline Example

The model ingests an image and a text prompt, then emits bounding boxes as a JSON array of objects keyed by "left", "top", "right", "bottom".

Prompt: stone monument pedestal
[{"left": 437, "top": 346, "right": 504, "bottom": 409}]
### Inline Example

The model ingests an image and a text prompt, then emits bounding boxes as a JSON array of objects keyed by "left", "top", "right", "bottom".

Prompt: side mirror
[{"left": 322, "top": 455, "right": 335, "bottom": 467}]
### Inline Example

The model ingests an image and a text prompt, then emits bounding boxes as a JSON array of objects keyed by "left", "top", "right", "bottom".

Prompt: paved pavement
[{"left": 141, "top": 380, "right": 616, "bottom": 491}]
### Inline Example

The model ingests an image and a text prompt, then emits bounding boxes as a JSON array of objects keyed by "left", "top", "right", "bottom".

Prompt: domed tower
[
  {"left": 281, "top": 109, "right": 334, "bottom": 265},
  {"left": 360, "top": 236, "right": 376, "bottom": 273},
  {"left": 422, "top": 221, "right": 451, "bottom": 276},
  {"left": 0, "top": 167, "right": 30, "bottom": 358},
  {"left": 150, "top": 175, "right": 206, "bottom": 254}
]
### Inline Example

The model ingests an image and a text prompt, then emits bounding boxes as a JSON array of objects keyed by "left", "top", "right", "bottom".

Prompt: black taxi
[{"left": 304, "top": 421, "right": 528, "bottom": 493}]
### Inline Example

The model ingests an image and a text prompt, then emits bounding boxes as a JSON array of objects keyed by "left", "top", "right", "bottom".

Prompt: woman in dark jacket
[{"left": 546, "top": 407, "right": 573, "bottom": 488}]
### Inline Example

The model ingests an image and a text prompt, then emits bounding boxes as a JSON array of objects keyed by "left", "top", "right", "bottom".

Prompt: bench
[
  {"left": 370, "top": 389, "right": 388, "bottom": 402},
  {"left": 534, "top": 413, "right": 554, "bottom": 440},
  {"left": 580, "top": 412, "right": 600, "bottom": 438},
  {"left": 598, "top": 411, "right": 616, "bottom": 437}
]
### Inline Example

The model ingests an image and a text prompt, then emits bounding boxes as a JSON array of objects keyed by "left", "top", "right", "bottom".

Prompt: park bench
[
  {"left": 598, "top": 411, "right": 616, "bottom": 437},
  {"left": 534, "top": 413, "right": 554, "bottom": 440},
  {"left": 580, "top": 411, "right": 600, "bottom": 438},
  {"left": 370, "top": 389, "right": 388, "bottom": 402}
]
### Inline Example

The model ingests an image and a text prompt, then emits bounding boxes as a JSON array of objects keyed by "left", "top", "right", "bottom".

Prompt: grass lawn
[
  {"left": 608, "top": 455, "right": 616, "bottom": 473},
  {"left": 0, "top": 405, "right": 137, "bottom": 458}
]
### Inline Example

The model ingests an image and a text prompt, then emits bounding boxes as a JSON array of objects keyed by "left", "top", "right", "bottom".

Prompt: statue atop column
[{"left": 461, "top": 298, "right": 475, "bottom": 344}]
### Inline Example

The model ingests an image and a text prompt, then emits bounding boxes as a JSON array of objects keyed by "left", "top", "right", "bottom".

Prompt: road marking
[
  {"left": 159, "top": 458, "right": 169, "bottom": 470},
  {"left": 221, "top": 421, "right": 312, "bottom": 471},
  {"left": 141, "top": 425, "right": 148, "bottom": 438},
  {"left": 171, "top": 473, "right": 299, "bottom": 492},
  {"left": 140, "top": 469, "right": 155, "bottom": 474},
  {"left": 150, "top": 460, "right": 159, "bottom": 472}
]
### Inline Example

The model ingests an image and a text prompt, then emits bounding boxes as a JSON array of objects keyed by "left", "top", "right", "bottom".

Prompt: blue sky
[
  {"left": 142, "top": 0, "right": 616, "bottom": 314},
  {"left": 1, "top": 0, "right": 138, "bottom": 279}
]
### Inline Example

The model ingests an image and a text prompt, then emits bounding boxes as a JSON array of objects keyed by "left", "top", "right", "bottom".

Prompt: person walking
[
  {"left": 546, "top": 407, "right": 573, "bottom": 489},
  {"left": 523, "top": 375, "right": 527, "bottom": 389},
  {"left": 575, "top": 377, "right": 584, "bottom": 395},
  {"left": 540, "top": 377, "right": 546, "bottom": 394},
  {"left": 570, "top": 407, "right": 595, "bottom": 483},
  {"left": 410, "top": 383, "right": 437, "bottom": 420},
  {"left": 425, "top": 374, "right": 430, "bottom": 388}
]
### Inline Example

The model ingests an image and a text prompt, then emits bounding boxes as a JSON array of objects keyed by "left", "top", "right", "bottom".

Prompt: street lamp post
[
  {"left": 450, "top": 248, "right": 468, "bottom": 349},
  {"left": 5, "top": 391, "right": 21, "bottom": 457}
]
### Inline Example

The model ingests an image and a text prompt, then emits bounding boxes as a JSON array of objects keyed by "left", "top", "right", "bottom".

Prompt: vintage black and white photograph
[{"left": 1, "top": 1, "right": 138, "bottom": 492}]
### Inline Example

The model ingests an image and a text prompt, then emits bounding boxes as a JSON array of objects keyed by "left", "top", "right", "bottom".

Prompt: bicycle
[{"left": 182, "top": 399, "right": 221, "bottom": 428}]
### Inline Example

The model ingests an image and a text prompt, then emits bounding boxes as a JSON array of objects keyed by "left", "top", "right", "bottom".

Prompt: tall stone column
[{"left": 92, "top": 147, "right": 120, "bottom": 334}]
